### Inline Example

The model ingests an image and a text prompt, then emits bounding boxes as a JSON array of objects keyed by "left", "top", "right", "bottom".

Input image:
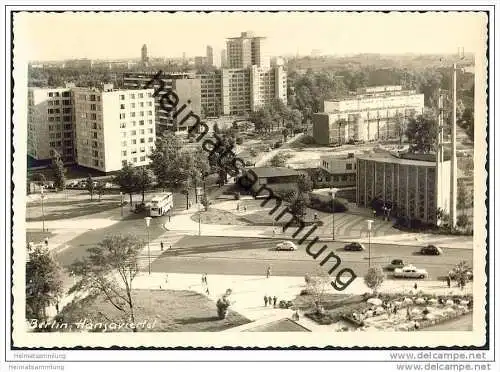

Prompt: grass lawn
[
  {"left": 57, "top": 289, "right": 250, "bottom": 332},
  {"left": 191, "top": 209, "right": 248, "bottom": 225},
  {"left": 26, "top": 199, "right": 121, "bottom": 222}
]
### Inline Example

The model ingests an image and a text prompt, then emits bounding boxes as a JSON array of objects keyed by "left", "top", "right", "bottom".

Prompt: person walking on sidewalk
[
  {"left": 160, "top": 241, "right": 164, "bottom": 251},
  {"left": 266, "top": 265, "right": 271, "bottom": 279},
  {"left": 447, "top": 276, "right": 451, "bottom": 288},
  {"left": 44, "top": 237, "right": 49, "bottom": 248},
  {"left": 273, "top": 296, "right": 277, "bottom": 308},
  {"left": 414, "top": 283, "right": 418, "bottom": 291},
  {"left": 204, "top": 273, "right": 208, "bottom": 286},
  {"left": 264, "top": 296, "right": 268, "bottom": 307},
  {"left": 201, "top": 273, "right": 205, "bottom": 285}
]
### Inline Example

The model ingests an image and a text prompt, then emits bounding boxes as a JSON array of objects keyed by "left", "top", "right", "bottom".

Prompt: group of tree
[
  {"left": 248, "top": 99, "right": 303, "bottom": 136},
  {"left": 148, "top": 132, "right": 211, "bottom": 205},
  {"left": 456, "top": 181, "right": 472, "bottom": 230},
  {"left": 112, "top": 165, "right": 155, "bottom": 205}
]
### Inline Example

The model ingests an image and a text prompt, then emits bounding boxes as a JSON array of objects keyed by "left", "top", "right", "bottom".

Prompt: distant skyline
[{"left": 15, "top": 12, "right": 486, "bottom": 62}]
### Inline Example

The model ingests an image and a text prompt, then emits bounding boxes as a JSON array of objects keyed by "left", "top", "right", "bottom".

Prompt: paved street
[{"left": 151, "top": 236, "right": 472, "bottom": 280}]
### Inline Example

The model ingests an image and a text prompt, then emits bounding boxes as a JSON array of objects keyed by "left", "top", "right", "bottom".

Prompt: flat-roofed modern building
[
  {"left": 73, "top": 84, "right": 156, "bottom": 172},
  {"left": 356, "top": 153, "right": 451, "bottom": 225},
  {"left": 27, "top": 86, "right": 75, "bottom": 164},
  {"left": 313, "top": 85, "right": 424, "bottom": 145}
]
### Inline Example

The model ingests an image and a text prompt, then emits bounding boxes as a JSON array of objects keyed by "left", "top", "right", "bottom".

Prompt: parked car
[
  {"left": 275, "top": 241, "right": 297, "bottom": 251},
  {"left": 420, "top": 245, "right": 443, "bottom": 255},
  {"left": 344, "top": 242, "right": 365, "bottom": 251},
  {"left": 385, "top": 259, "right": 406, "bottom": 271},
  {"left": 393, "top": 265, "right": 428, "bottom": 279},
  {"left": 448, "top": 267, "right": 473, "bottom": 281},
  {"left": 67, "top": 180, "right": 79, "bottom": 188}
]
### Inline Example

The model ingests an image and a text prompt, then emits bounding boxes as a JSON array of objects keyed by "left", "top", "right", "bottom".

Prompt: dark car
[
  {"left": 344, "top": 242, "right": 366, "bottom": 251},
  {"left": 420, "top": 245, "right": 443, "bottom": 255},
  {"left": 385, "top": 259, "right": 405, "bottom": 271}
]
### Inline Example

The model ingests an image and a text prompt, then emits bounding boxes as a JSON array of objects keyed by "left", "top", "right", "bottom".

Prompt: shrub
[
  {"left": 234, "top": 192, "right": 240, "bottom": 200},
  {"left": 309, "top": 195, "right": 349, "bottom": 213}
]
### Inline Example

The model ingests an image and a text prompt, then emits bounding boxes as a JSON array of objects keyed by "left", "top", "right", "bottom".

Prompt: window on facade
[
  {"left": 121, "top": 140, "right": 127, "bottom": 146},
  {"left": 122, "top": 150, "right": 127, "bottom": 156},
  {"left": 130, "top": 94, "right": 135, "bottom": 99},
  {"left": 140, "top": 111, "right": 144, "bottom": 117},
  {"left": 122, "top": 160, "right": 127, "bottom": 167},
  {"left": 140, "top": 147, "right": 145, "bottom": 153},
  {"left": 133, "top": 157, "right": 137, "bottom": 163},
  {"left": 120, "top": 95, "right": 125, "bottom": 100},
  {"left": 346, "top": 164, "right": 353, "bottom": 170},
  {"left": 140, "top": 156, "right": 146, "bottom": 162},
  {"left": 147, "top": 111, "right": 152, "bottom": 116},
  {"left": 131, "top": 130, "right": 137, "bottom": 136},
  {"left": 148, "top": 137, "right": 154, "bottom": 142},
  {"left": 147, "top": 92, "right": 152, "bottom": 97},
  {"left": 131, "top": 149, "right": 137, "bottom": 154},
  {"left": 93, "top": 160, "right": 99, "bottom": 167},
  {"left": 139, "top": 102, "right": 144, "bottom": 107},
  {"left": 131, "top": 139, "right": 136, "bottom": 145},
  {"left": 48, "top": 92, "right": 53, "bottom": 97},
  {"left": 148, "top": 101, "right": 152, "bottom": 106},
  {"left": 90, "top": 104, "right": 96, "bottom": 111},
  {"left": 138, "top": 93, "right": 144, "bottom": 98},
  {"left": 120, "top": 123, "right": 126, "bottom": 128},
  {"left": 49, "top": 141, "right": 55, "bottom": 147},
  {"left": 148, "top": 128, "right": 153, "bottom": 134},
  {"left": 139, "top": 120, "right": 144, "bottom": 125},
  {"left": 131, "top": 112, "right": 136, "bottom": 117},
  {"left": 121, "top": 132, "right": 126, "bottom": 138},
  {"left": 64, "top": 124, "right": 72, "bottom": 130},
  {"left": 89, "top": 94, "right": 96, "bottom": 101},
  {"left": 120, "top": 104, "right": 125, "bottom": 109},
  {"left": 131, "top": 103, "right": 136, "bottom": 108},
  {"left": 119, "top": 113, "right": 126, "bottom": 119},
  {"left": 140, "top": 138, "right": 145, "bottom": 144}
]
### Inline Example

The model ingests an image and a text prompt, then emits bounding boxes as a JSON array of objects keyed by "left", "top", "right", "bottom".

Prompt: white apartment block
[
  {"left": 27, "top": 86, "right": 75, "bottom": 163},
  {"left": 73, "top": 85, "right": 156, "bottom": 172},
  {"left": 226, "top": 31, "right": 270, "bottom": 69},
  {"left": 313, "top": 86, "right": 425, "bottom": 145}
]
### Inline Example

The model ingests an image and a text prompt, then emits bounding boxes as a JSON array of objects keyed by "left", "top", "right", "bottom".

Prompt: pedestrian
[
  {"left": 414, "top": 283, "right": 418, "bottom": 291},
  {"left": 314, "top": 213, "right": 318, "bottom": 221},
  {"left": 447, "top": 276, "right": 451, "bottom": 288},
  {"left": 266, "top": 266, "right": 271, "bottom": 279},
  {"left": 294, "top": 310, "right": 300, "bottom": 321},
  {"left": 244, "top": 205, "right": 247, "bottom": 212},
  {"left": 272, "top": 229, "right": 276, "bottom": 237},
  {"left": 168, "top": 214, "right": 171, "bottom": 222},
  {"left": 206, "top": 287, "right": 210, "bottom": 296},
  {"left": 264, "top": 296, "right": 268, "bottom": 307},
  {"left": 201, "top": 274, "right": 205, "bottom": 285},
  {"left": 55, "top": 302, "right": 59, "bottom": 313},
  {"left": 204, "top": 273, "right": 208, "bottom": 286},
  {"left": 160, "top": 241, "right": 164, "bottom": 251},
  {"left": 273, "top": 296, "right": 277, "bottom": 307},
  {"left": 44, "top": 237, "right": 49, "bottom": 247},
  {"left": 237, "top": 203, "right": 240, "bottom": 211},
  {"left": 165, "top": 274, "right": 169, "bottom": 284},
  {"left": 267, "top": 296, "right": 272, "bottom": 306}
]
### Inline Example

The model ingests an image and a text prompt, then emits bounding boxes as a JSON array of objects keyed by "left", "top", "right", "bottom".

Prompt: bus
[{"left": 149, "top": 193, "right": 173, "bottom": 217}]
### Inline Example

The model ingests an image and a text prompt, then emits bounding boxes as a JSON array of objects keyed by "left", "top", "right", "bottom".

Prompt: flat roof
[
  {"left": 248, "top": 167, "right": 301, "bottom": 178},
  {"left": 357, "top": 153, "right": 449, "bottom": 167}
]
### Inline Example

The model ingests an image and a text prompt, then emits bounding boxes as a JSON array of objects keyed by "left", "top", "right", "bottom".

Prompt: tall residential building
[
  {"left": 226, "top": 31, "right": 269, "bottom": 69},
  {"left": 27, "top": 86, "right": 75, "bottom": 164},
  {"left": 206, "top": 45, "right": 214, "bottom": 66},
  {"left": 73, "top": 85, "right": 156, "bottom": 172},
  {"left": 123, "top": 72, "right": 201, "bottom": 134},
  {"left": 198, "top": 65, "right": 287, "bottom": 117},
  {"left": 312, "top": 85, "right": 425, "bottom": 145},
  {"left": 141, "top": 44, "right": 149, "bottom": 66},
  {"left": 356, "top": 153, "right": 451, "bottom": 225},
  {"left": 220, "top": 48, "right": 227, "bottom": 68}
]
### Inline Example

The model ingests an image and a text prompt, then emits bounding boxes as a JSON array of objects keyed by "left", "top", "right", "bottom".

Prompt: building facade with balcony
[
  {"left": 73, "top": 85, "right": 156, "bottom": 172},
  {"left": 27, "top": 86, "right": 76, "bottom": 164}
]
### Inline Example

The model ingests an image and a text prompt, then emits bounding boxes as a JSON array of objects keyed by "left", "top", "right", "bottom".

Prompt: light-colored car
[
  {"left": 393, "top": 265, "right": 428, "bottom": 279},
  {"left": 275, "top": 241, "right": 297, "bottom": 251}
]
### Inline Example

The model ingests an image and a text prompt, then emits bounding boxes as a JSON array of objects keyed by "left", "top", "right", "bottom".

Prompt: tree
[
  {"left": 96, "top": 182, "right": 105, "bottom": 202},
  {"left": 136, "top": 167, "right": 154, "bottom": 204},
  {"left": 457, "top": 181, "right": 469, "bottom": 213},
  {"left": 304, "top": 269, "right": 331, "bottom": 313},
  {"left": 288, "top": 192, "right": 309, "bottom": 220},
  {"left": 68, "top": 234, "right": 143, "bottom": 330},
  {"left": 452, "top": 261, "right": 472, "bottom": 290},
  {"left": 200, "top": 194, "right": 210, "bottom": 211},
  {"left": 269, "top": 153, "right": 288, "bottom": 167},
  {"left": 149, "top": 132, "right": 185, "bottom": 192},
  {"left": 394, "top": 112, "right": 406, "bottom": 144},
  {"left": 364, "top": 266, "right": 385, "bottom": 295},
  {"left": 26, "top": 245, "right": 64, "bottom": 324},
  {"left": 113, "top": 163, "right": 139, "bottom": 206},
  {"left": 281, "top": 127, "right": 289, "bottom": 142},
  {"left": 297, "top": 174, "right": 313, "bottom": 193},
  {"left": 51, "top": 154, "right": 66, "bottom": 191},
  {"left": 456, "top": 214, "right": 470, "bottom": 229},
  {"left": 405, "top": 112, "right": 438, "bottom": 154},
  {"left": 289, "top": 109, "right": 303, "bottom": 133},
  {"left": 86, "top": 174, "right": 96, "bottom": 201}
]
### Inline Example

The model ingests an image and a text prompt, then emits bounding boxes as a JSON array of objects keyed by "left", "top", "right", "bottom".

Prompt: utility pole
[{"left": 449, "top": 63, "right": 458, "bottom": 229}]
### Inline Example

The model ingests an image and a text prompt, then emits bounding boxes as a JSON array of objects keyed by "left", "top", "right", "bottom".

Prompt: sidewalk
[{"left": 131, "top": 272, "right": 473, "bottom": 332}]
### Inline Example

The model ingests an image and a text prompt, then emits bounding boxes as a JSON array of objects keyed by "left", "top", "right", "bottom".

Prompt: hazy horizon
[{"left": 15, "top": 12, "right": 486, "bottom": 62}]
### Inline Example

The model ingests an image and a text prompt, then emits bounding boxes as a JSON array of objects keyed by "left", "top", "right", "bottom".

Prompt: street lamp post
[
  {"left": 366, "top": 219, "right": 374, "bottom": 268},
  {"left": 144, "top": 217, "right": 152, "bottom": 275},
  {"left": 40, "top": 187, "right": 46, "bottom": 233},
  {"left": 120, "top": 192, "right": 124, "bottom": 217},
  {"left": 329, "top": 188, "right": 339, "bottom": 241}
]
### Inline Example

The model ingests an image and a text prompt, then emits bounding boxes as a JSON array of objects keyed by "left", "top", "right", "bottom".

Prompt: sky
[{"left": 14, "top": 12, "right": 487, "bottom": 61}]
